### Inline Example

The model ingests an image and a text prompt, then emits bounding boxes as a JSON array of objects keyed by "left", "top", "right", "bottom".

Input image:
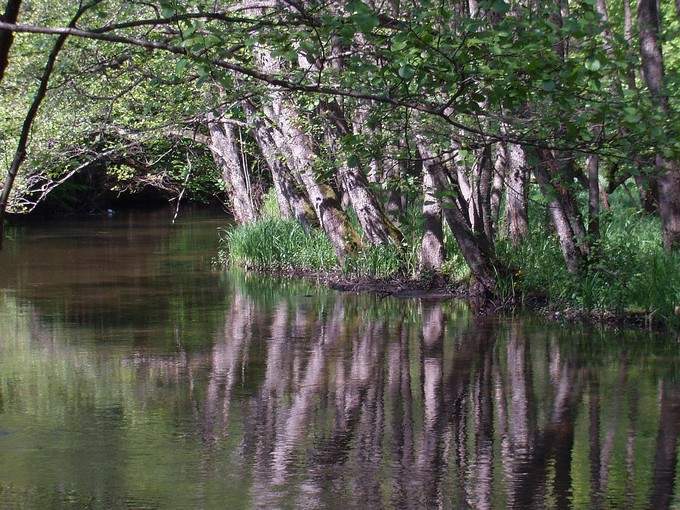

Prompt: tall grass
[
  {"left": 225, "top": 219, "right": 337, "bottom": 271},
  {"left": 496, "top": 201, "right": 680, "bottom": 326}
]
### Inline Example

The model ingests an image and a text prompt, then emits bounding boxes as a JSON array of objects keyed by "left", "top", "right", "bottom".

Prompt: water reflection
[{"left": 1, "top": 213, "right": 680, "bottom": 509}]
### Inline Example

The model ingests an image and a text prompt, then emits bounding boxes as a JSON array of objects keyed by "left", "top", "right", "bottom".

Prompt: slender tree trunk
[
  {"left": 473, "top": 146, "right": 495, "bottom": 242},
  {"left": 534, "top": 153, "right": 584, "bottom": 273},
  {"left": 385, "top": 158, "right": 405, "bottom": 223},
  {"left": 242, "top": 101, "right": 317, "bottom": 228},
  {"left": 491, "top": 146, "right": 504, "bottom": 228},
  {"left": 622, "top": 0, "right": 659, "bottom": 209},
  {"left": 0, "top": 0, "right": 21, "bottom": 82},
  {"left": 416, "top": 136, "right": 498, "bottom": 297},
  {"left": 419, "top": 164, "right": 444, "bottom": 271},
  {"left": 638, "top": 0, "right": 680, "bottom": 250},
  {"left": 207, "top": 114, "right": 258, "bottom": 225},
  {"left": 541, "top": 149, "right": 589, "bottom": 253},
  {"left": 587, "top": 153, "right": 600, "bottom": 240},
  {"left": 0, "top": 0, "right": 101, "bottom": 248}
]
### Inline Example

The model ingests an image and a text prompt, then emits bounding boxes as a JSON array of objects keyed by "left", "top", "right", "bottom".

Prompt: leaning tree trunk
[
  {"left": 207, "top": 114, "right": 258, "bottom": 225},
  {"left": 419, "top": 158, "right": 445, "bottom": 271},
  {"left": 255, "top": 48, "right": 360, "bottom": 260},
  {"left": 242, "top": 100, "right": 317, "bottom": 228},
  {"left": 638, "top": 0, "right": 680, "bottom": 251},
  {"left": 322, "top": 99, "right": 402, "bottom": 246},
  {"left": 416, "top": 136, "right": 499, "bottom": 297},
  {"left": 533, "top": 153, "right": 584, "bottom": 274}
]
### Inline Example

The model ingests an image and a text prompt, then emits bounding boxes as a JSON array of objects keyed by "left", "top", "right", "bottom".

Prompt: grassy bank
[{"left": 221, "top": 192, "right": 680, "bottom": 329}]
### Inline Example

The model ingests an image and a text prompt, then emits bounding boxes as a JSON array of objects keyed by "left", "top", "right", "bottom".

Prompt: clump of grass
[
  {"left": 225, "top": 218, "right": 337, "bottom": 271},
  {"left": 344, "top": 243, "right": 403, "bottom": 278},
  {"left": 259, "top": 188, "right": 281, "bottom": 220}
]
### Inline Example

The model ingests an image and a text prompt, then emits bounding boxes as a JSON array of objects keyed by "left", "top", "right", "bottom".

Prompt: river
[{"left": 0, "top": 209, "right": 678, "bottom": 509}]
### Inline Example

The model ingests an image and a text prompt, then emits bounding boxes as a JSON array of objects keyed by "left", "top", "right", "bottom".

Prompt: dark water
[{"left": 1, "top": 210, "right": 680, "bottom": 509}]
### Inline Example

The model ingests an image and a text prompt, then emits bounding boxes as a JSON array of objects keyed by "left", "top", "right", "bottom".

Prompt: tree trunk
[
  {"left": 0, "top": 0, "right": 21, "bottom": 82},
  {"left": 416, "top": 136, "right": 498, "bottom": 297},
  {"left": 587, "top": 153, "right": 600, "bottom": 240},
  {"left": 543, "top": 150, "right": 588, "bottom": 253},
  {"left": 476, "top": 145, "right": 494, "bottom": 241},
  {"left": 385, "top": 158, "right": 405, "bottom": 223},
  {"left": 490, "top": 146, "right": 504, "bottom": 228},
  {"left": 534, "top": 152, "right": 584, "bottom": 274},
  {"left": 419, "top": 164, "right": 444, "bottom": 271},
  {"left": 242, "top": 101, "right": 317, "bottom": 228},
  {"left": 320, "top": 104, "right": 401, "bottom": 246},
  {"left": 503, "top": 142, "right": 529, "bottom": 245},
  {"left": 207, "top": 114, "right": 258, "bottom": 225},
  {"left": 638, "top": 0, "right": 680, "bottom": 250},
  {"left": 256, "top": 48, "right": 360, "bottom": 260}
]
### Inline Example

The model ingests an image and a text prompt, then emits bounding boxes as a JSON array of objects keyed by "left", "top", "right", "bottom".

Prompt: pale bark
[
  {"left": 256, "top": 48, "right": 360, "bottom": 259},
  {"left": 490, "top": 146, "right": 504, "bottom": 226},
  {"left": 242, "top": 101, "right": 317, "bottom": 228},
  {"left": 419, "top": 165, "right": 444, "bottom": 271},
  {"left": 207, "top": 113, "right": 257, "bottom": 224},
  {"left": 416, "top": 136, "right": 498, "bottom": 296},
  {"left": 534, "top": 151, "right": 584, "bottom": 273},
  {"left": 322, "top": 100, "right": 402, "bottom": 246},
  {"left": 503, "top": 142, "right": 529, "bottom": 245}
]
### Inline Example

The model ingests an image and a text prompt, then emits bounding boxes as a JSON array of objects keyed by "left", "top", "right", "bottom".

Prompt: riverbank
[{"left": 221, "top": 208, "right": 680, "bottom": 331}]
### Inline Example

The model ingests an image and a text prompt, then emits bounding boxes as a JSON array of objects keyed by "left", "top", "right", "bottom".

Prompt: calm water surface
[{"left": 1, "top": 210, "right": 680, "bottom": 509}]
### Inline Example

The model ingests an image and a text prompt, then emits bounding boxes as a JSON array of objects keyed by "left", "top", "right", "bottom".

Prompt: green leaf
[
  {"left": 347, "top": 154, "right": 360, "bottom": 168},
  {"left": 542, "top": 80, "right": 556, "bottom": 92},
  {"left": 353, "top": 12, "right": 379, "bottom": 33},
  {"left": 398, "top": 65, "right": 415, "bottom": 80},
  {"left": 585, "top": 58, "right": 601, "bottom": 71},
  {"left": 492, "top": 0, "right": 510, "bottom": 14},
  {"left": 175, "top": 58, "right": 188, "bottom": 75}
]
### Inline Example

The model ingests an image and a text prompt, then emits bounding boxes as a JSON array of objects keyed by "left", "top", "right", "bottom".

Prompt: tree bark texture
[
  {"left": 0, "top": 0, "right": 21, "bottom": 82},
  {"left": 208, "top": 114, "right": 258, "bottom": 225},
  {"left": 416, "top": 136, "right": 498, "bottom": 297},
  {"left": 242, "top": 101, "right": 317, "bottom": 228},
  {"left": 638, "top": 0, "right": 680, "bottom": 250},
  {"left": 419, "top": 163, "right": 445, "bottom": 271}
]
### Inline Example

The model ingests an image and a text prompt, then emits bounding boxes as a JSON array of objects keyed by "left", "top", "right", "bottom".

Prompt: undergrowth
[
  {"left": 222, "top": 188, "right": 680, "bottom": 327},
  {"left": 496, "top": 206, "right": 680, "bottom": 327}
]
